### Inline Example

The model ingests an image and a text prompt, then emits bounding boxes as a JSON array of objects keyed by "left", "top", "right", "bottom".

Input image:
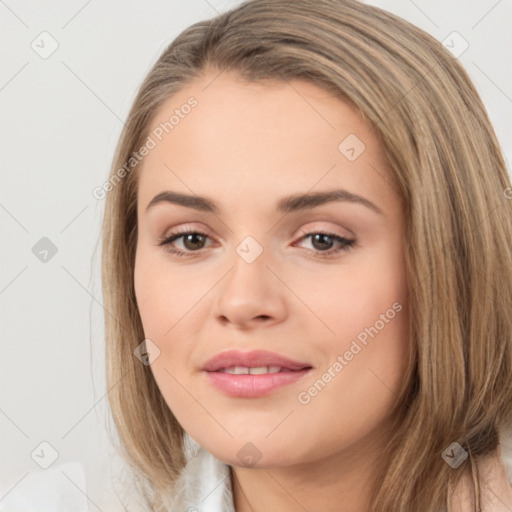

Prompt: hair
[{"left": 100, "top": 0, "right": 512, "bottom": 510}]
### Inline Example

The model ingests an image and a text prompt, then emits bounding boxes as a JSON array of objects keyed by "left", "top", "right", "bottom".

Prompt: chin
[{"left": 200, "top": 435, "right": 309, "bottom": 469}]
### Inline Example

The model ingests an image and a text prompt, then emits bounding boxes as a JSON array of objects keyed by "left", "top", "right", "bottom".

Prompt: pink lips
[{"left": 202, "top": 349, "right": 313, "bottom": 398}]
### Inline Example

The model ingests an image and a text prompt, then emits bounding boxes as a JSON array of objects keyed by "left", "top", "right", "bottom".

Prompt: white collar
[{"left": 165, "top": 433, "right": 235, "bottom": 512}]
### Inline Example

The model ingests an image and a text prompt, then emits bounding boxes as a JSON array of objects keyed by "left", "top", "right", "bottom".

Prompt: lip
[
  {"left": 202, "top": 349, "right": 311, "bottom": 372},
  {"left": 202, "top": 349, "right": 313, "bottom": 398}
]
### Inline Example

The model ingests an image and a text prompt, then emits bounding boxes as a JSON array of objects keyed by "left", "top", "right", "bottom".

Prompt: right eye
[{"left": 158, "top": 230, "right": 213, "bottom": 257}]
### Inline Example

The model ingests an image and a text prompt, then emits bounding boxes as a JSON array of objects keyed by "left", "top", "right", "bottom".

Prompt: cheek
[
  {"left": 292, "top": 301, "right": 409, "bottom": 459},
  {"left": 133, "top": 248, "right": 215, "bottom": 399},
  {"left": 295, "top": 253, "right": 408, "bottom": 347},
  {"left": 134, "top": 252, "right": 166, "bottom": 337},
  {"left": 133, "top": 250, "right": 199, "bottom": 416},
  {"left": 134, "top": 248, "right": 203, "bottom": 339},
  {"left": 305, "top": 247, "right": 410, "bottom": 401}
]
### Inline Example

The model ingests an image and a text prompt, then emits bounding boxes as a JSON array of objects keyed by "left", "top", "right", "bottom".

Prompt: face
[{"left": 133, "top": 70, "right": 410, "bottom": 469}]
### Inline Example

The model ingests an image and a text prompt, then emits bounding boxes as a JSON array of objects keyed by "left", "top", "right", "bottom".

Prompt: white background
[{"left": 1, "top": 0, "right": 511, "bottom": 509}]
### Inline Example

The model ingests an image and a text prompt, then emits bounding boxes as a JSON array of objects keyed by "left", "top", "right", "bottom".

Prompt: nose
[{"left": 212, "top": 247, "right": 288, "bottom": 330}]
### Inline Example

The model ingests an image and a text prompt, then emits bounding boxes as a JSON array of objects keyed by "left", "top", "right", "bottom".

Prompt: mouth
[
  {"left": 202, "top": 349, "right": 313, "bottom": 398},
  {"left": 215, "top": 366, "right": 304, "bottom": 374}
]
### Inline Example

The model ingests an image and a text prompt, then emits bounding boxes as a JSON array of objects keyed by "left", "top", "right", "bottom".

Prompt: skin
[
  {"left": 450, "top": 449, "right": 512, "bottom": 511},
  {"left": 133, "top": 69, "right": 412, "bottom": 511}
]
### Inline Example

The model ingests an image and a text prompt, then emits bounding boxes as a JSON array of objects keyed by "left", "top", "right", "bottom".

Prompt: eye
[
  {"left": 158, "top": 229, "right": 212, "bottom": 257},
  {"left": 294, "top": 231, "right": 356, "bottom": 258}
]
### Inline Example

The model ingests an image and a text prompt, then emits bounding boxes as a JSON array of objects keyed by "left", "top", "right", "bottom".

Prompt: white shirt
[{"left": 166, "top": 433, "right": 236, "bottom": 512}]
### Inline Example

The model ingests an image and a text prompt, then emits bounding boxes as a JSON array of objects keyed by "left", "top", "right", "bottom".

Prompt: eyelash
[{"left": 157, "top": 228, "right": 356, "bottom": 259}]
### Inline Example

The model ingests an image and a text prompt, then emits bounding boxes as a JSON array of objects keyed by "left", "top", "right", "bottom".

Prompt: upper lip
[{"left": 202, "top": 349, "right": 312, "bottom": 372}]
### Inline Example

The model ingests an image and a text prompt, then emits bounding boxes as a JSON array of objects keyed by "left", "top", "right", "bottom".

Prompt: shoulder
[{"left": 448, "top": 447, "right": 512, "bottom": 511}]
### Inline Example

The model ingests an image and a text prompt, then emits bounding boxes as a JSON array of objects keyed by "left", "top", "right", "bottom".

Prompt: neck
[{"left": 230, "top": 421, "right": 393, "bottom": 512}]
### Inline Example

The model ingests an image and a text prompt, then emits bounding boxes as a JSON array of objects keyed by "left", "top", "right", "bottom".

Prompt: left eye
[
  {"left": 158, "top": 230, "right": 356, "bottom": 258},
  {"left": 295, "top": 232, "right": 356, "bottom": 255}
]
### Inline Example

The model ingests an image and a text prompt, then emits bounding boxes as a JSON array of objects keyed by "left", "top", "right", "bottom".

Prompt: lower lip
[{"left": 204, "top": 369, "right": 312, "bottom": 398}]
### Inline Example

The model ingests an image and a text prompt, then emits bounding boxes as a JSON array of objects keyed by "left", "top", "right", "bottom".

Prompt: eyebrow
[{"left": 145, "top": 189, "right": 384, "bottom": 216}]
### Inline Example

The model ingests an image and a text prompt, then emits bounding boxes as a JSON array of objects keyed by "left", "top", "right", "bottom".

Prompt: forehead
[{"left": 137, "top": 70, "right": 399, "bottom": 216}]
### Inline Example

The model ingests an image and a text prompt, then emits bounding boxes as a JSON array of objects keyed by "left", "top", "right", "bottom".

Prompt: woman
[{"left": 101, "top": 0, "right": 512, "bottom": 510}]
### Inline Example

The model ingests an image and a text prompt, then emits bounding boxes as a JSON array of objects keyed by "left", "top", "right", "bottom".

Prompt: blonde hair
[{"left": 101, "top": 0, "right": 512, "bottom": 510}]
